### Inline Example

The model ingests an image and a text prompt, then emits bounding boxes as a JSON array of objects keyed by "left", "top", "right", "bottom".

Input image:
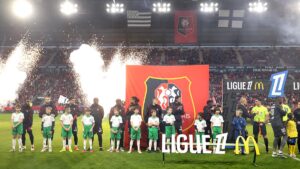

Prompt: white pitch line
[{"left": 257, "top": 141, "right": 300, "bottom": 162}]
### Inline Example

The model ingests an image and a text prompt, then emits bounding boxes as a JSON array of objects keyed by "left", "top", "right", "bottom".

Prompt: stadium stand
[{"left": 1, "top": 47, "right": 300, "bottom": 109}]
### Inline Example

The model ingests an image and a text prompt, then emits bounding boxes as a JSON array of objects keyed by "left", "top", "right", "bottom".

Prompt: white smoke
[
  {"left": 0, "top": 40, "right": 41, "bottom": 105},
  {"left": 70, "top": 44, "right": 146, "bottom": 114},
  {"left": 273, "top": 1, "right": 300, "bottom": 44}
]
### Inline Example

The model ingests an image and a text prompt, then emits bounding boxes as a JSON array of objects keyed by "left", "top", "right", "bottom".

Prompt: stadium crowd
[
  {"left": 0, "top": 47, "right": 297, "bottom": 106},
  {"left": 0, "top": 46, "right": 299, "bottom": 107}
]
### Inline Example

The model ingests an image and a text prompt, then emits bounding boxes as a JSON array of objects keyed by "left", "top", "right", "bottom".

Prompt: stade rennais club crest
[
  {"left": 142, "top": 76, "right": 194, "bottom": 132},
  {"left": 143, "top": 77, "right": 182, "bottom": 112}
]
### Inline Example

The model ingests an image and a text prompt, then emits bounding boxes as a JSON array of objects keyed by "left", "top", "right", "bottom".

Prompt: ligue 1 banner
[
  {"left": 161, "top": 133, "right": 260, "bottom": 155},
  {"left": 224, "top": 71, "right": 300, "bottom": 96},
  {"left": 125, "top": 65, "right": 209, "bottom": 148},
  {"left": 174, "top": 11, "right": 197, "bottom": 44}
]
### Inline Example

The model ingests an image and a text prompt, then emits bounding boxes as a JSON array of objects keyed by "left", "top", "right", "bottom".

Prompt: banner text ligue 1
[
  {"left": 225, "top": 70, "right": 290, "bottom": 98},
  {"left": 161, "top": 133, "right": 228, "bottom": 154}
]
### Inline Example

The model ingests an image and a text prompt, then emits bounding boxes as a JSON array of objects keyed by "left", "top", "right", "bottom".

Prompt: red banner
[
  {"left": 125, "top": 65, "right": 209, "bottom": 148},
  {"left": 174, "top": 11, "right": 198, "bottom": 44}
]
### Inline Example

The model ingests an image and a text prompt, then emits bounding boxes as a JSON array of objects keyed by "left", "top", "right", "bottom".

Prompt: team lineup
[{"left": 10, "top": 95, "right": 299, "bottom": 158}]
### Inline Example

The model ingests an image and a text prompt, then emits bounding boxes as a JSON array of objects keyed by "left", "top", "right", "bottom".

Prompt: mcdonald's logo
[
  {"left": 254, "top": 82, "right": 264, "bottom": 90},
  {"left": 234, "top": 136, "right": 260, "bottom": 155}
]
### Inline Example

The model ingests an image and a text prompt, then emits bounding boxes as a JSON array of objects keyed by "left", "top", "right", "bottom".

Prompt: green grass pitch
[{"left": 0, "top": 113, "right": 299, "bottom": 169}]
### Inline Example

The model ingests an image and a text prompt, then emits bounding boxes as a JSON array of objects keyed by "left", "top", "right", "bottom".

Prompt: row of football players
[{"left": 10, "top": 98, "right": 224, "bottom": 153}]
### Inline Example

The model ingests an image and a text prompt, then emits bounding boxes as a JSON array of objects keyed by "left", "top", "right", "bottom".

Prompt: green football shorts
[
  {"left": 83, "top": 125, "right": 93, "bottom": 139},
  {"left": 148, "top": 127, "right": 158, "bottom": 140},
  {"left": 212, "top": 126, "right": 222, "bottom": 140},
  {"left": 12, "top": 123, "right": 23, "bottom": 136},
  {"left": 165, "top": 126, "right": 175, "bottom": 138},
  {"left": 43, "top": 126, "right": 52, "bottom": 139},
  {"left": 61, "top": 124, "right": 72, "bottom": 138},
  {"left": 110, "top": 127, "right": 121, "bottom": 140},
  {"left": 130, "top": 127, "right": 141, "bottom": 140}
]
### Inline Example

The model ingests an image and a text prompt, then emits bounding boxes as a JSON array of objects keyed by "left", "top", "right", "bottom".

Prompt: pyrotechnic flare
[
  {"left": 0, "top": 40, "right": 41, "bottom": 105},
  {"left": 70, "top": 44, "right": 145, "bottom": 114}
]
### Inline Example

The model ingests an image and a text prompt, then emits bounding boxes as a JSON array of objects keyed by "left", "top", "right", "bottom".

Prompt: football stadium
[{"left": 0, "top": 0, "right": 300, "bottom": 169}]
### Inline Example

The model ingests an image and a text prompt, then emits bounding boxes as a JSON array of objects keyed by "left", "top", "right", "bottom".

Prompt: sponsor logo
[
  {"left": 254, "top": 82, "right": 264, "bottom": 90},
  {"left": 234, "top": 136, "right": 260, "bottom": 155},
  {"left": 268, "top": 71, "right": 288, "bottom": 98}
]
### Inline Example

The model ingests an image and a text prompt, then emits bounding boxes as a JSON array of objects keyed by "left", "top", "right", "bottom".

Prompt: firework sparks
[
  {"left": 0, "top": 40, "right": 41, "bottom": 105},
  {"left": 70, "top": 44, "right": 146, "bottom": 114}
]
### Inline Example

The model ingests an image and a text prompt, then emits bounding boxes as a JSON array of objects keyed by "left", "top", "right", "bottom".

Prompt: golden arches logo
[
  {"left": 234, "top": 136, "right": 260, "bottom": 155},
  {"left": 254, "top": 82, "right": 264, "bottom": 90}
]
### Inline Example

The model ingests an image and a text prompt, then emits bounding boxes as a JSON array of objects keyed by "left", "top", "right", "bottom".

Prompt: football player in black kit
[
  {"left": 21, "top": 100, "right": 34, "bottom": 151},
  {"left": 293, "top": 101, "right": 300, "bottom": 153},
  {"left": 69, "top": 97, "right": 81, "bottom": 151},
  {"left": 203, "top": 100, "right": 214, "bottom": 137},
  {"left": 90, "top": 97, "right": 104, "bottom": 151},
  {"left": 270, "top": 98, "right": 287, "bottom": 157},
  {"left": 171, "top": 96, "right": 184, "bottom": 134},
  {"left": 145, "top": 98, "right": 162, "bottom": 123}
]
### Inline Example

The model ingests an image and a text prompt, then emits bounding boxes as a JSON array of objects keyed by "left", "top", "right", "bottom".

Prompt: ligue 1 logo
[
  {"left": 268, "top": 70, "right": 288, "bottom": 98},
  {"left": 162, "top": 133, "right": 228, "bottom": 154}
]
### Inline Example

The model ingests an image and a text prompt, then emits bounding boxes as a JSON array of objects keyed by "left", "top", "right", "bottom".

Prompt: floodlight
[
  {"left": 12, "top": 0, "right": 33, "bottom": 19},
  {"left": 200, "top": 2, "right": 219, "bottom": 13},
  {"left": 60, "top": 0, "right": 78, "bottom": 16}
]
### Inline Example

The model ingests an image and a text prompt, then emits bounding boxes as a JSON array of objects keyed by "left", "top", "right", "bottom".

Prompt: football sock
[
  {"left": 89, "top": 139, "right": 93, "bottom": 150},
  {"left": 18, "top": 138, "right": 22, "bottom": 149},
  {"left": 129, "top": 140, "right": 133, "bottom": 151},
  {"left": 48, "top": 139, "right": 52, "bottom": 149},
  {"left": 264, "top": 138, "right": 269, "bottom": 152},
  {"left": 116, "top": 140, "right": 120, "bottom": 150},
  {"left": 291, "top": 145, "right": 295, "bottom": 155},
  {"left": 68, "top": 139, "right": 72, "bottom": 149},
  {"left": 111, "top": 139, "right": 115, "bottom": 150},
  {"left": 273, "top": 137, "right": 278, "bottom": 152},
  {"left": 280, "top": 135, "right": 287, "bottom": 151},
  {"left": 43, "top": 138, "right": 47, "bottom": 148},
  {"left": 154, "top": 141, "right": 157, "bottom": 151},
  {"left": 137, "top": 140, "right": 141, "bottom": 151},
  {"left": 63, "top": 140, "right": 66, "bottom": 148},
  {"left": 167, "top": 139, "right": 170, "bottom": 151},
  {"left": 12, "top": 139, "right": 16, "bottom": 149},
  {"left": 83, "top": 139, "right": 87, "bottom": 150},
  {"left": 148, "top": 140, "right": 153, "bottom": 150}
]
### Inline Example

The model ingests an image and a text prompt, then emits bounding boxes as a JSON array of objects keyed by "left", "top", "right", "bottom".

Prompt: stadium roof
[{"left": 0, "top": 0, "right": 298, "bottom": 46}]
